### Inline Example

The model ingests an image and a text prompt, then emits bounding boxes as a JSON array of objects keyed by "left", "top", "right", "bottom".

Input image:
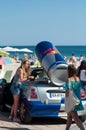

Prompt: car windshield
[{"left": 31, "top": 68, "right": 49, "bottom": 82}]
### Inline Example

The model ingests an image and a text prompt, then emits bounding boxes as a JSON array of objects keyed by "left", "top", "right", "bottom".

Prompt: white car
[{"left": 19, "top": 67, "right": 86, "bottom": 123}]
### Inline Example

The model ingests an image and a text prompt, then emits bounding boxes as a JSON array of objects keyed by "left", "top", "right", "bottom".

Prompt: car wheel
[
  {"left": 79, "top": 116, "right": 86, "bottom": 122},
  {"left": 19, "top": 102, "right": 32, "bottom": 124}
]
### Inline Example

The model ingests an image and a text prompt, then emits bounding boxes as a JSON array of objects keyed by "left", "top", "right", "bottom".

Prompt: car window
[{"left": 31, "top": 68, "right": 49, "bottom": 81}]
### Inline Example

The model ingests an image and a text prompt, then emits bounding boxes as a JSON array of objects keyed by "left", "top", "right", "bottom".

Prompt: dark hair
[
  {"left": 79, "top": 60, "right": 86, "bottom": 68},
  {"left": 68, "top": 64, "right": 77, "bottom": 78},
  {"left": 72, "top": 54, "right": 75, "bottom": 56},
  {"left": 77, "top": 60, "right": 86, "bottom": 77}
]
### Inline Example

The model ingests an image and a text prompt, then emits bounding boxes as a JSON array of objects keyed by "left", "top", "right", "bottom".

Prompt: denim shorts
[
  {"left": 10, "top": 81, "right": 29, "bottom": 95},
  {"left": 81, "top": 81, "right": 86, "bottom": 90}
]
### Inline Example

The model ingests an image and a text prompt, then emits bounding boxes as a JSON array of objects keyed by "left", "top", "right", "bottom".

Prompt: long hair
[
  {"left": 20, "top": 60, "right": 30, "bottom": 77},
  {"left": 68, "top": 64, "right": 77, "bottom": 78}
]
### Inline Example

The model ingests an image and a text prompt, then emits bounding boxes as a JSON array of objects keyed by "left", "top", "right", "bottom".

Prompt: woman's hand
[
  {"left": 65, "top": 89, "right": 70, "bottom": 97},
  {"left": 28, "top": 76, "right": 34, "bottom": 80}
]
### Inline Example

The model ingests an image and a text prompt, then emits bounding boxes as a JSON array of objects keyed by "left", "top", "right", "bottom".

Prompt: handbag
[{"left": 65, "top": 90, "right": 80, "bottom": 113}]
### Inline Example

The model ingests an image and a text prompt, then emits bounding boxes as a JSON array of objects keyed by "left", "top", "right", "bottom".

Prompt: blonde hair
[{"left": 21, "top": 60, "right": 30, "bottom": 78}]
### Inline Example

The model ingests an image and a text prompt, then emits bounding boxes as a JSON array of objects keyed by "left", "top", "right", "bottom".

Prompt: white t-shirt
[{"left": 80, "top": 70, "right": 86, "bottom": 81}]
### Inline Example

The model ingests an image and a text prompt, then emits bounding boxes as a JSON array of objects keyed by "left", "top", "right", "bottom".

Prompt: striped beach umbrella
[
  {"left": 0, "top": 57, "right": 16, "bottom": 65},
  {"left": 0, "top": 50, "right": 9, "bottom": 57}
]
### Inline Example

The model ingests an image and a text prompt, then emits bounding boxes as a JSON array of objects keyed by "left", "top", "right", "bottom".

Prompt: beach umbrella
[
  {"left": 2, "top": 46, "right": 19, "bottom": 52},
  {"left": 2, "top": 46, "right": 33, "bottom": 53},
  {"left": 19, "top": 48, "right": 33, "bottom": 53},
  {"left": 0, "top": 50, "right": 9, "bottom": 56},
  {"left": 0, "top": 58, "right": 5, "bottom": 65},
  {"left": 9, "top": 57, "right": 16, "bottom": 63},
  {"left": 0, "top": 57, "right": 14, "bottom": 65}
]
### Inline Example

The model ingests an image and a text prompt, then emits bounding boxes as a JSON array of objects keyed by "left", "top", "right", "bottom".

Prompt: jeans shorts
[
  {"left": 10, "top": 81, "right": 29, "bottom": 95},
  {"left": 10, "top": 82, "right": 21, "bottom": 95}
]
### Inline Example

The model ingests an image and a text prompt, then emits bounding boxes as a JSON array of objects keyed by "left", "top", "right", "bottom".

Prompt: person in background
[
  {"left": 14, "top": 52, "right": 19, "bottom": 62},
  {"left": 22, "top": 53, "right": 28, "bottom": 61},
  {"left": 79, "top": 60, "right": 86, "bottom": 95},
  {"left": 77, "top": 60, "right": 86, "bottom": 78},
  {"left": 9, "top": 60, "right": 34, "bottom": 122},
  {"left": 65, "top": 65, "right": 85, "bottom": 130},
  {"left": 79, "top": 55, "right": 84, "bottom": 62},
  {"left": 29, "top": 55, "right": 35, "bottom": 65},
  {"left": 71, "top": 54, "right": 77, "bottom": 63},
  {"left": 71, "top": 54, "right": 77, "bottom": 67}
]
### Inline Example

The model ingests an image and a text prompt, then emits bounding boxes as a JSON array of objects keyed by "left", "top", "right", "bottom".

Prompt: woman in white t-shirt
[{"left": 79, "top": 61, "right": 86, "bottom": 95}]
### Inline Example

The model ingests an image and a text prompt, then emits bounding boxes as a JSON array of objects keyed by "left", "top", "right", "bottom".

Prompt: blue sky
[{"left": 0, "top": 0, "right": 86, "bottom": 46}]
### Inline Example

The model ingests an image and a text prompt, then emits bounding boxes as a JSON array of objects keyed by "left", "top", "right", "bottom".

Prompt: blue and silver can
[{"left": 35, "top": 41, "right": 68, "bottom": 86}]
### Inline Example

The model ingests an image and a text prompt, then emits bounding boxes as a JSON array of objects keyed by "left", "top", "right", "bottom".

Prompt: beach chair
[{"left": 4, "top": 70, "right": 13, "bottom": 83}]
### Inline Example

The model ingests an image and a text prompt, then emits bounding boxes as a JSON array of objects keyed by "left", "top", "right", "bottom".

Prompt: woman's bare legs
[
  {"left": 10, "top": 104, "right": 14, "bottom": 117},
  {"left": 10, "top": 94, "right": 20, "bottom": 120},
  {"left": 13, "top": 94, "right": 20, "bottom": 119},
  {"left": 65, "top": 112, "right": 72, "bottom": 130},
  {"left": 71, "top": 112, "right": 85, "bottom": 130}
]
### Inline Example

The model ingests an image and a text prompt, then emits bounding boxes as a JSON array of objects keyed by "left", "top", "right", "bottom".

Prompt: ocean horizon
[{"left": 0, "top": 45, "right": 86, "bottom": 59}]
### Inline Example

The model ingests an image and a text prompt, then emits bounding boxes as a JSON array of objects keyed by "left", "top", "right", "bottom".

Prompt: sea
[{"left": 0, "top": 45, "right": 86, "bottom": 59}]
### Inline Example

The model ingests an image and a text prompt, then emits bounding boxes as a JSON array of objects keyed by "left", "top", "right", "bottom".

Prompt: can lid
[{"left": 49, "top": 64, "right": 68, "bottom": 86}]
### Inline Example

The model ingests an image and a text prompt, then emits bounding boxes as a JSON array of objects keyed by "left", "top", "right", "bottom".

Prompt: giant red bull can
[{"left": 35, "top": 41, "right": 68, "bottom": 86}]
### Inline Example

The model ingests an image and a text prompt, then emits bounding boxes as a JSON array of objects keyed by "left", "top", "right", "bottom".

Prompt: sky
[{"left": 0, "top": 0, "right": 86, "bottom": 46}]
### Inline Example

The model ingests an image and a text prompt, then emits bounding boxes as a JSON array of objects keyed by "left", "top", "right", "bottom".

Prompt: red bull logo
[{"left": 41, "top": 48, "right": 59, "bottom": 56}]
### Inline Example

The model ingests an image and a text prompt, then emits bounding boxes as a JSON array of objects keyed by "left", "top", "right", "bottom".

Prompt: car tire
[
  {"left": 79, "top": 116, "right": 86, "bottom": 122},
  {"left": 19, "top": 102, "right": 32, "bottom": 124}
]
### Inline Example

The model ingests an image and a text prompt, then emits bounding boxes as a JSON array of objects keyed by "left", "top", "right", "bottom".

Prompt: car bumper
[
  {"left": 23, "top": 98, "right": 86, "bottom": 117},
  {"left": 26, "top": 100, "right": 62, "bottom": 117}
]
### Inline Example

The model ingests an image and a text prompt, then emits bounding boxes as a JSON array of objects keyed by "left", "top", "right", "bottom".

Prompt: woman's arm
[
  {"left": 65, "top": 79, "right": 71, "bottom": 97},
  {"left": 65, "top": 89, "right": 70, "bottom": 97}
]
